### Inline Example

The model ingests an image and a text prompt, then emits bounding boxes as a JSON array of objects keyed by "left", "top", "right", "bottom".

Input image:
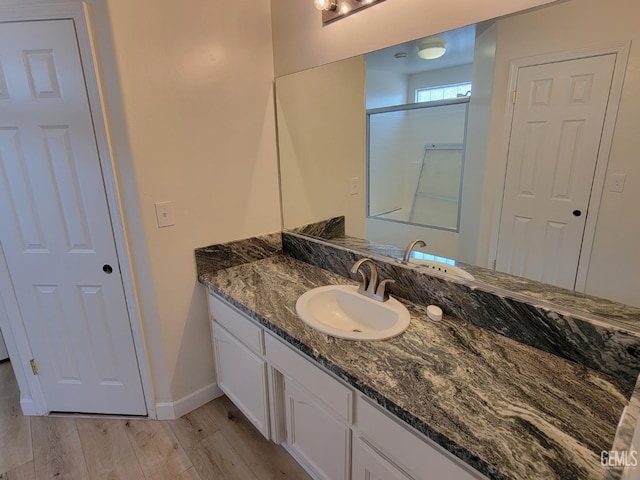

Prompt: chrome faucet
[
  {"left": 350, "top": 258, "right": 394, "bottom": 302},
  {"left": 402, "top": 240, "right": 426, "bottom": 264}
]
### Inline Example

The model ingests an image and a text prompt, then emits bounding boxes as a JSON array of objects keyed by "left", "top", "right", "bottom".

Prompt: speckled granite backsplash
[
  {"left": 195, "top": 232, "right": 282, "bottom": 275},
  {"left": 282, "top": 231, "right": 640, "bottom": 394}
]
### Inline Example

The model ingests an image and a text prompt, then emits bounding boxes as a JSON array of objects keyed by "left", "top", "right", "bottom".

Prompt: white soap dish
[{"left": 427, "top": 305, "right": 443, "bottom": 322}]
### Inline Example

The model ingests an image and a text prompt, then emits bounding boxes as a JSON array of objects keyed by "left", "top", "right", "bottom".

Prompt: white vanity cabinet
[
  {"left": 354, "top": 395, "right": 484, "bottom": 480},
  {"left": 207, "top": 292, "right": 485, "bottom": 480},
  {"left": 352, "top": 435, "right": 412, "bottom": 480},
  {"left": 265, "top": 332, "right": 352, "bottom": 480},
  {"left": 208, "top": 295, "right": 270, "bottom": 439}
]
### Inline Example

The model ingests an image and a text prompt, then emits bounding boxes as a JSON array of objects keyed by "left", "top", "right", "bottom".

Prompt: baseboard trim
[
  {"left": 20, "top": 396, "right": 37, "bottom": 416},
  {"left": 155, "top": 382, "right": 224, "bottom": 420}
]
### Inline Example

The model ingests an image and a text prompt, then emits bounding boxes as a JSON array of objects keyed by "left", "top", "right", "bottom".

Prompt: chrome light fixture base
[{"left": 319, "top": 0, "right": 387, "bottom": 25}]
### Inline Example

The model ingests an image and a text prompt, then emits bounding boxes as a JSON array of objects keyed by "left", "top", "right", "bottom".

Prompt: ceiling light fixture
[
  {"left": 314, "top": 0, "right": 338, "bottom": 11},
  {"left": 418, "top": 37, "right": 447, "bottom": 60},
  {"left": 315, "top": 0, "right": 386, "bottom": 25}
]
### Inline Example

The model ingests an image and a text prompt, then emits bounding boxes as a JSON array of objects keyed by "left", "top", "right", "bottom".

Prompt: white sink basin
[
  {"left": 409, "top": 259, "right": 474, "bottom": 280},
  {"left": 295, "top": 285, "right": 410, "bottom": 341}
]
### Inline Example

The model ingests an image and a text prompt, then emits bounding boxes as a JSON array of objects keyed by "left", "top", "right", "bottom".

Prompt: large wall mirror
[{"left": 276, "top": 0, "right": 640, "bottom": 309}]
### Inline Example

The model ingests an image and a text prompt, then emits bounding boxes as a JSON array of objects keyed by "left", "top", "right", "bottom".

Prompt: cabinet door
[
  {"left": 213, "top": 323, "right": 270, "bottom": 438},
  {"left": 285, "top": 378, "right": 350, "bottom": 480},
  {"left": 352, "top": 436, "right": 411, "bottom": 480}
]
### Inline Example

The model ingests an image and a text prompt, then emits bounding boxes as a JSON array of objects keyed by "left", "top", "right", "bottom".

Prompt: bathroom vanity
[{"left": 196, "top": 231, "right": 640, "bottom": 480}]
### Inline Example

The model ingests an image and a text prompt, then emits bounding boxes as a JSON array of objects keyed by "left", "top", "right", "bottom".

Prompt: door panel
[
  {"left": 496, "top": 54, "right": 616, "bottom": 289},
  {"left": 0, "top": 20, "right": 146, "bottom": 415},
  {"left": 0, "top": 329, "right": 8, "bottom": 361}
]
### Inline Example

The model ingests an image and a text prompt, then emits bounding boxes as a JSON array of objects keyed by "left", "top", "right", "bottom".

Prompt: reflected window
[{"left": 416, "top": 82, "right": 472, "bottom": 103}]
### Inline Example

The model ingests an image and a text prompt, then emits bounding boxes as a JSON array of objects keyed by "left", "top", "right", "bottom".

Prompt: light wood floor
[{"left": 0, "top": 361, "right": 311, "bottom": 480}]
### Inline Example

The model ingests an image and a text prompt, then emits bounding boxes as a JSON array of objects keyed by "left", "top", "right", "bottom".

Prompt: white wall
[
  {"left": 0, "top": 0, "right": 282, "bottom": 411},
  {"left": 365, "top": 69, "right": 408, "bottom": 109},
  {"left": 277, "top": 56, "right": 366, "bottom": 237},
  {"left": 478, "top": 0, "right": 640, "bottom": 306},
  {"left": 97, "top": 0, "right": 282, "bottom": 405},
  {"left": 458, "top": 23, "right": 497, "bottom": 264},
  {"left": 271, "top": 0, "right": 559, "bottom": 77}
]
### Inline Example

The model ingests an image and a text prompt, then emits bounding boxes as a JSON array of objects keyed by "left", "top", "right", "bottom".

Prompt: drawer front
[
  {"left": 265, "top": 333, "right": 352, "bottom": 424},
  {"left": 356, "top": 395, "right": 485, "bottom": 480},
  {"left": 209, "top": 294, "right": 263, "bottom": 354}
]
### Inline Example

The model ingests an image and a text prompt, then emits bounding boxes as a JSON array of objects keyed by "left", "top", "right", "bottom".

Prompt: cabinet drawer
[
  {"left": 265, "top": 333, "right": 352, "bottom": 424},
  {"left": 209, "top": 294, "right": 263, "bottom": 354},
  {"left": 356, "top": 395, "right": 484, "bottom": 480}
]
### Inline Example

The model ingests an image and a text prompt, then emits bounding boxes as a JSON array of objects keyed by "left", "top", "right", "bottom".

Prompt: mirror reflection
[
  {"left": 276, "top": 0, "right": 640, "bottom": 308},
  {"left": 368, "top": 101, "right": 468, "bottom": 231}
]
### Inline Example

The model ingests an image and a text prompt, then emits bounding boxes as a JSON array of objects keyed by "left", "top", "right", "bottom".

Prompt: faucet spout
[
  {"left": 350, "top": 258, "right": 378, "bottom": 295},
  {"left": 402, "top": 240, "right": 426, "bottom": 264},
  {"left": 350, "top": 258, "right": 393, "bottom": 302}
]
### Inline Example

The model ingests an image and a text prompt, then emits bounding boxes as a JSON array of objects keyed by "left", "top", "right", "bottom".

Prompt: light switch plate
[{"left": 154, "top": 201, "right": 175, "bottom": 227}]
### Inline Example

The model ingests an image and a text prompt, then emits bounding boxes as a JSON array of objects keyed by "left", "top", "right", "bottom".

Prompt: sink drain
[{"left": 352, "top": 329, "right": 362, "bottom": 333}]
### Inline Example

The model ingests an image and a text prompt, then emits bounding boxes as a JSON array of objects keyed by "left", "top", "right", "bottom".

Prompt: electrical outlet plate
[
  {"left": 610, "top": 173, "right": 626, "bottom": 193},
  {"left": 154, "top": 201, "right": 175, "bottom": 227},
  {"left": 350, "top": 177, "right": 359, "bottom": 195}
]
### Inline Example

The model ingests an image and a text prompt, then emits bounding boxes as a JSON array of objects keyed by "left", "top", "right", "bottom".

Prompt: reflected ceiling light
[
  {"left": 315, "top": 0, "right": 386, "bottom": 25},
  {"left": 314, "top": 0, "right": 338, "bottom": 11},
  {"left": 418, "top": 37, "right": 447, "bottom": 60}
]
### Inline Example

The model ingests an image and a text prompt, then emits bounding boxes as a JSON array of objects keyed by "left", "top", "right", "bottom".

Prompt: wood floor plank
[
  {"left": 0, "top": 362, "right": 16, "bottom": 390},
  {"left": 198, "top": 430, "right": 259, "bottom": 480},
  {"left": 124, "top": 418, "right": 192, "bottom": 479},
  {"left": 0, "top": 363, "right": 32, "bottom": 475},
  {"left": 173, "top": 434, "right": 228, "bottom": 479},
  {"left": 1, "top": 364, "right": 311, "bottom": 480},
  {"left": 168, "top": 402, "right": 220, "bottom": 448},
  {"left": 205, "top": 396, "right": 312, "bottom": 479},
  {"left": 31, "top": 416, "right": 89, "bottom": 480},
  {"left": 0, "top": 460, "right": 35, "bottom": 480},
  {"left": 76, "top": 418, "right": 144, "bottom": 480},
  {"left": 175, "top": 466, "right": 202, "bottom": 480},
  {"left": 0, "top": 405, "right": 32, "bottom": 474}
]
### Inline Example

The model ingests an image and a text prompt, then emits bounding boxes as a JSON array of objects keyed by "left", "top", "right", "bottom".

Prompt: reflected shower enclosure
[{"left": 367, "top": 98, "right": 469, "bottom": 231}]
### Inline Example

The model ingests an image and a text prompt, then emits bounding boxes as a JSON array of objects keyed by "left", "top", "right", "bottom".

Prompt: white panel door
[
  {"left": 496, "top": 55, "right": 615, "bottom": 289},
  {"left": 0, "top": 20, "right": 146, "bottom": 415},
  {"left": 0, "top": 329, "right": 8, "bottom": 361}
]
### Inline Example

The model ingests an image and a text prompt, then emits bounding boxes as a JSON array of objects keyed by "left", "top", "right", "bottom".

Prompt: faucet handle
[{"left": 375, "top": 279, "right": 395, "bottom": 302}]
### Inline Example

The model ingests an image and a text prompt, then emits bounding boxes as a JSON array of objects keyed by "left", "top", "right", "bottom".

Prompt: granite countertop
[{"left": 199, "top": 254, "right": 630, "bottom": 480}]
